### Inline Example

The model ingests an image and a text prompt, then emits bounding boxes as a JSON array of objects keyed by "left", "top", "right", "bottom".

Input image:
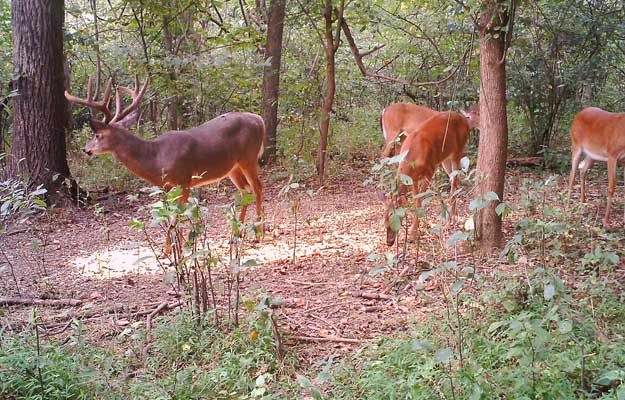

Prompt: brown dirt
[{"left": 0, "top": 165, "right": 622, "bottom": 364}]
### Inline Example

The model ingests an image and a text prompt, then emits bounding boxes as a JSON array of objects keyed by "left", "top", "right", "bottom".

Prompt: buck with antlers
[
  {"left": 567, "top": 107, "right": 625, "bottom": 227},
  {"left": 66, "top": 75, "right": 265, "bottom": 244},
  {"left": 379, "top": 110, "right": 479, "bottom": 246}
]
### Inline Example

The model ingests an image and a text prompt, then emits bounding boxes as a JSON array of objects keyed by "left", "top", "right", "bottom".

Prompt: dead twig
[
  {"left": 0, "top": 297, "right": 82, "bottom": 307},
  {"left": 363, "top": 305, "right": 387, "bottom": 313},
  {"left": 288, "top": 335, "right": 361, "bottom": 344}
]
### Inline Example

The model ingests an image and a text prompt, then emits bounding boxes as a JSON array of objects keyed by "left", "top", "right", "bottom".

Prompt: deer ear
[
  {"left": 111, "top": 108, "right": 141, "bottom": 129},
  {"left": 90, "top": 119, "right": 108, "bottom": 132}
]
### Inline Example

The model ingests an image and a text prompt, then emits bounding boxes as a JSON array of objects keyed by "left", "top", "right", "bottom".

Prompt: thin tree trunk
[
  {"left": 8, "top": 0, "right": 71, "bottom": 200},
  {"left": 475, "top": 0, "right": 510, "bottom": 250},
  {"left": 163, "top": 16, "right": 179, "bottom": 131},
  {"left": 317, "top": 0, "right": 343, "bottom": 183},
  {"left": 261, "top": 0, "right": 286, "bottom": 163}
]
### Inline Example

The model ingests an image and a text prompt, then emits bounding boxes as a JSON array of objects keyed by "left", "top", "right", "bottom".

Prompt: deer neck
[{"left": 111, "top": 131, "right": 164, "bottom": 186}]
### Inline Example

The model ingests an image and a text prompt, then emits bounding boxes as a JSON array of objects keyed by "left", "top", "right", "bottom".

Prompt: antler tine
[
  {"left": 98, "top": 79, "right": 114, "bottom": 122},
  {"left": 87, "top": 76, "right": 94, "bottom": 101},
  {"left": 64, "top": 75, "right": 114, "bottom": 123},
  {"left": 134, "top": 74, "right": 140, "bottom": 95},
  {"left": 110, "top": 76, "right": 150, "bottom": 124},
  {"left": 113, "top": 90, "right": 123, "bottom": 123}
]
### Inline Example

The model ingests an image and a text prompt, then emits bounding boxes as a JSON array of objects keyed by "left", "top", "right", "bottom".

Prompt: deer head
[
  {"left": 461, "top": 105, "right": 480, "bottom": 130},
  {"left": 65, "top": 75, "right": 149, "bottom": 156}
]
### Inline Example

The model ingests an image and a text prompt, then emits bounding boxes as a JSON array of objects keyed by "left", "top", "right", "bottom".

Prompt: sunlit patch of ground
[
  {"left": 69, "top": 204, "right": 382, "bottom": 279},
  {"left": 72, "top": 241, "right": 163, "bottom": 278}
]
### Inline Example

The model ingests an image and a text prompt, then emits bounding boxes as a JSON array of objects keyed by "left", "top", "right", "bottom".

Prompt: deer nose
[{"left": 84, "top": 149, "right": 93, "bottom": 156}]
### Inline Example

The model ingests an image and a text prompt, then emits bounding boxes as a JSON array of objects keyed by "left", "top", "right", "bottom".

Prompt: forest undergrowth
[{"left": 1, "top": 164, "right": 624, "bottom": 399}]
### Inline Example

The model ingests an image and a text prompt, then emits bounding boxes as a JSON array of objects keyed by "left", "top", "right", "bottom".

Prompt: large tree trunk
[
  {"left": 8, "top": 0, "right": 71, "bottom": 199},
  {"left": 261, "top": 0, "right": 286, "bottom": 163},
  {"left": 475, "top": 0, "right": 510, "bottom": 250}
]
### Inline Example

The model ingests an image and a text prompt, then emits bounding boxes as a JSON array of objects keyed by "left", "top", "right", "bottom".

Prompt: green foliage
[
  {"left": 0, "top": 172, "right": 47, "bottom": 232},
  {"left": 326, "top": 266, "right": 625, "bottom": 399},
  {"left": 0, "top": 307, "right": 292, "bottom": 400},
  {"left": 0, "top": 324, "right": 113, "bottom": 399}
]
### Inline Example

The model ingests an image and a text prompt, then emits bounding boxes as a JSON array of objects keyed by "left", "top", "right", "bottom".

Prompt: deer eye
[{"left": 95, "top": 134, "right": 101, "bottom": 140}]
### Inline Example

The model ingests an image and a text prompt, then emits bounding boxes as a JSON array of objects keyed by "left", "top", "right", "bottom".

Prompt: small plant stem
[
  {"left": 1, "top": 247, "right": 21, "bottom": 295},
  {"left": 292, "top": 200, "right": 298, "bottom": 264},
  {"left": 34, "top": 317, "right": 45, "bottom": 396}
]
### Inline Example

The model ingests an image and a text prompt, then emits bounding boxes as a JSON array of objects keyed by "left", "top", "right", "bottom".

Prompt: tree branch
[{"left": 341, "top": 18, "right": 460, "bottom": 87}]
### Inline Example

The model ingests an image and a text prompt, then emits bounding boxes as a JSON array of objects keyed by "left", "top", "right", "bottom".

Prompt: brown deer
[
  {"left": 381, "top": 103, "right": 438, "bottom": 158},
  {"left": 567, "top": 107, "right": 625, "bottom": 227},
  {"left": 379, "top": 111, "right": 476, "bottom": 246},
  {"left": 66, "top": 75, "right": 265, "bottom": 247}
]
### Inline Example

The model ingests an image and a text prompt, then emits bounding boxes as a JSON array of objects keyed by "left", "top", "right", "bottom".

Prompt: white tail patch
[
  {"left": 381, "top": 108, "right": 388, "bottom": 140},
  {"left": 578, "top": 159, "right": 588, "bottom": 170},
  {"left": 258, "top": 143, "right": 265, "bottom": 159}
]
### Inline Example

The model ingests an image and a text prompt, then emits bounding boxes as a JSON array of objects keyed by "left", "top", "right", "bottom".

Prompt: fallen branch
[
  {"left": 52, "top": 303, "right": 127, "bottom": 321},
  {"left": 145, "top": 301, "right": 171, "bottom": 331},
  {"left": 507, "top": 156, "right": 543, "bottom": 167},
  {"left": 363, "top": 305, "right": 387, "bottom": 313},
  {"left": 352, "top": 290, "right": 393, "bottom": 301},
  {"left": 289, "top": 335, "right": 361, "bottom": 344},
  {"left": 269, "top": 297, "right": 301, "bottom": 309},
  {"left": 0, "top": 297, "right": 82, "bottom": 307},
  {"left": 143, "top": 300, "right": 184, "bottom": 358}
]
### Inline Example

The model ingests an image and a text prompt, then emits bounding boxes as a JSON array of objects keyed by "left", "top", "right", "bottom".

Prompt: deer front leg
[
  {"left": 567, "top": 147, "right": 583, "bottom": 208},
  {"left": 604, "top": 157, "right": 617, "bottom": 227},
  {"left": 579, "top": 157, "right": 594, "bottom": 203}
]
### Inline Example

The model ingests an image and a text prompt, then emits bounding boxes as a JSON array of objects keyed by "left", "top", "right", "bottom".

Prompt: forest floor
[{"left": 1, "top": 164, "right": 624, "bottom": 366}]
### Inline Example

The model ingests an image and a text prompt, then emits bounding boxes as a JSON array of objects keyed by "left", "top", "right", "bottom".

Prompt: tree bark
[
  {"left": 261, "top": 0, "right": 286, "bottom": 163},
  {"left": 162, "top": 16, "right": 180, "bottom": 131},
  {"left": 475, "top": 0, "right": 510, "bottom": 250},
  {"left": 8, "top": 0, "right": 72, "bottom": 199},
  {"left": 317, "top": 0, "right": 343, "bottom": 183}
]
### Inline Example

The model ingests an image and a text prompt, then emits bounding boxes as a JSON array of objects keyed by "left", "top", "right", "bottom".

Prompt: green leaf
[
  {"left": 446, "top": 231, "right": 469, "bottom": 247},
  {"left": 399, "top": 173, "right": 413, "bottom": 185},
  {"left": 460, "top": 156, "right": 471, "bottom": 171},
  {"left": 390, "top": 214, "right": 402, "bottom": 232},
  {"left": 495, "top": 202, "right": 507, "bottom": 216},
  {"left": 558, "top": 320, "right": 573, "bottom": 334},
  {"left": 412, "top": 340, "right": 435, "bottom": 351},
  {"left": 296, "top": 375, "right": 312, "bottom": 388},
  {"left": 435, "top": 347, "right": 453, "bottom": 363},
  {"left": 451, "top": 280, "right": 465, "bottom": 295},
  {"left": 544, "top": 283, "right": 556, "bottom": 300},
  {"left": 485, "top": 191, "right": 500, "bottom": 201},
  {"left": 129, "top": 219, "right": 145, "bottom": 230}
]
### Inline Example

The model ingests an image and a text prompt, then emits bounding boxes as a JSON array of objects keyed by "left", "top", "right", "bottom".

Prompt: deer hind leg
[
  {"left": 238, "top": 162, "right": 264, "bottom": 235},
  {"left": 579, "top": 157, "right": 594, "bottom": 203},
  {"left": 228, "top": 167, "right": 252, "bottom": 229},
  {"left": 409, "top": 170, "right": 434, "bottom": 242},
  {"left": 567, "top": 147, "right": 584, "bottom": 207},
  {"left": 604, "top": 157, "right": 617, "bottom": 227}
]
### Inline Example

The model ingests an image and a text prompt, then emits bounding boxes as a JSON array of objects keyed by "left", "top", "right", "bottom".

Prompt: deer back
[{"left": 572, "top": 107, "right": 625, "bottom": 159}]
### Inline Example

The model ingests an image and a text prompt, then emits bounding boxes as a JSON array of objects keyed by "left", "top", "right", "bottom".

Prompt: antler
[
  {"left": 65, "top": 76, "right": 114, "bottom": 122},
  {"left": 65, "top": 74, "right": 149, "bottom": 126},
  {"left": 110, "top": 75, "right": 150, "bottom": 125}
]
